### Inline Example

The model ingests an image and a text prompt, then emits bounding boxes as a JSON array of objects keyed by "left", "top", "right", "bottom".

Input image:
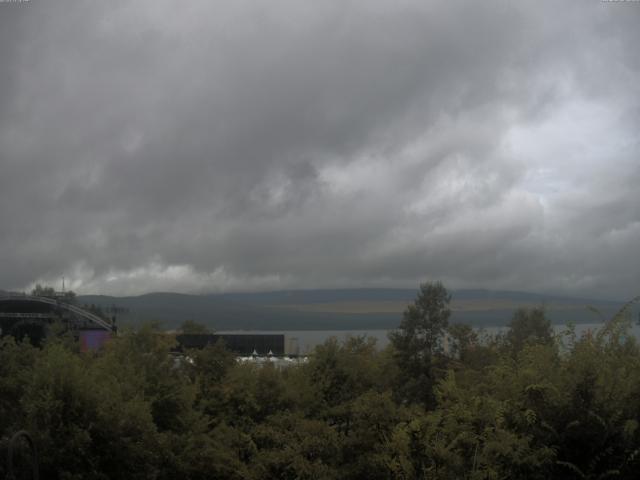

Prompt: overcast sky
[{"left": 0, "top": 0, "right": 638, "bottom": 299}]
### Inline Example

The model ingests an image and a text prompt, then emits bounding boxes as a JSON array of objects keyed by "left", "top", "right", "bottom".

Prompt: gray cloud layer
[{"left": 1, "top": 0, "right": 639, "bottom": 298}]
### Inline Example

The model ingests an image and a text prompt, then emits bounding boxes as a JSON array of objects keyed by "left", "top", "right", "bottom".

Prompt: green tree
[
  {"left": 179, "top": 319, "right": 211, "bottom": 334},
  {"left": 304, "top": 336, "right": 388, "bottom": 431},
  {"left": 389, "top": 281, "right": 451, "bottom": 407},
  {"left": 31, "top": 284, "right": 56, "bottom": 298},
  {"left": 23, "top": 343, "right": 161, "bottom": 479},
  {"left": 340, "top": 391, "right": 410, "bottom": 480},
  {"left": 252, "top": 412, "right": 340, "bottom": 480},
  {"left": 0, "top": 337, "right": 38, "bottom": 436},
  {"left": 506, "top": 307, "right": 554, "bottom": 353},
  {"left": 62, "top": 289, "right": 77, "bottom": 304},
  {"left": 188, "top": 339, "right": 237, "bottom": 417},
  {"left": 447, "top": 323, "right": 478, "bottom": 363}
]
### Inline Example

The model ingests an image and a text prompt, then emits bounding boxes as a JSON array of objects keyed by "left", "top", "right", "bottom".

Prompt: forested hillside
[
  {"left": 1, "top": 283, "right": 639, "bottom": 479},
  {"left": 77, "top": 288, "right": 626, "bottom": 330}
]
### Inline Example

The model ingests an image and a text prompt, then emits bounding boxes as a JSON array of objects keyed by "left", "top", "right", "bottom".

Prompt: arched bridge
[{"left": 0, "top": 292, "right": 114, "bottom": 332}]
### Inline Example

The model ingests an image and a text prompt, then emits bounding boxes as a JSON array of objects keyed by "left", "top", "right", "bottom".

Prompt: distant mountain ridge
[{"left": 76, "top": 288, "right": 631, "bottom": 331}]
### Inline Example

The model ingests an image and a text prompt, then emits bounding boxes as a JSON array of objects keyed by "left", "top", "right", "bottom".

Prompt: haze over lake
[{"left": 220, "top": 323, "right": 640, "bottom": 355}]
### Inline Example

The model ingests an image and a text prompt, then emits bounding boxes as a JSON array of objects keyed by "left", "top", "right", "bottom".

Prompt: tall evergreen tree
[{"left": 389, "top": 281, "right": 451, "bottom": 407}]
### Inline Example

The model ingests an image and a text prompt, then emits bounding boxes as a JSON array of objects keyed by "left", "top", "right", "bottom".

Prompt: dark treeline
[{"left": 1, "top": 282, "right": 639, "bottom": 479}]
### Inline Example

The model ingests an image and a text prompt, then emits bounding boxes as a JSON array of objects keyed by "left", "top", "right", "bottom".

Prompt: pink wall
[{"left": 79, "top": 330, "right": 111, "bottom": 352}]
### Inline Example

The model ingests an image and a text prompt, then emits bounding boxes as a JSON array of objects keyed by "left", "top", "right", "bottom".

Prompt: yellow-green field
[{"left": 271, "top": 299, "right": 590, "bottom": 315}]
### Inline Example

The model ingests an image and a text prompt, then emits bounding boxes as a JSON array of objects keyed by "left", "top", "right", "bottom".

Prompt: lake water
[{"left": 219, "top": 322, "right": 640, "bottom": 355}]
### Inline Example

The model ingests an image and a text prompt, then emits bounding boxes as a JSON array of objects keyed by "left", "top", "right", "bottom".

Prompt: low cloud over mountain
[{"left": 1, "top": 1, "right": 638, "bottom": 298}]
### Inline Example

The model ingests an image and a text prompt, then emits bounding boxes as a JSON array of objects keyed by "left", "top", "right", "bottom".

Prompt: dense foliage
[{"left": 1, "top": 283, "right": 639, "bottom": 479}]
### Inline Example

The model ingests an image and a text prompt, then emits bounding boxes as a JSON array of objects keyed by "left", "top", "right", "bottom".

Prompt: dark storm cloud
[{"left": 0, "top": 0, "right": 639, "bottom": 298}]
